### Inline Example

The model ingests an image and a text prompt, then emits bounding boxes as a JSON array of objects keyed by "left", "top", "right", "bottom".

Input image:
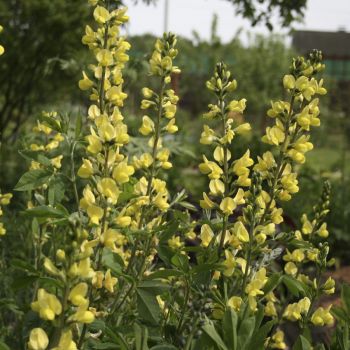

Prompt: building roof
[{"left": 292, "top": 30, "right": 350, "bottom": 59}]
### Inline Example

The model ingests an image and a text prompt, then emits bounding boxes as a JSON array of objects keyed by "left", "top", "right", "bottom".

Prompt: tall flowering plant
[{"left": 0, "top": 1, "right": 346, "bottom": 349}]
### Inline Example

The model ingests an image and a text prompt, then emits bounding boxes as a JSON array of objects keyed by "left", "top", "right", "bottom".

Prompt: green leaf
[
  {"left": 104, "top": 327, "right": 129, "bottom": 350},
  {"left": 38, "top": 277, "right": 64, "bottom": 290},
  {"left": 292, "top": 335, "right": 312, "bottom": 350},
  {"left": 15, "top": 169, "right": 52, "bottom": 191},
  {"left": 237, "top": 316, "right": 255, "bottom": 350},
  {"left": 75, "top": 114, "right": 83, "bottom": 138},
  {"left": 0, "top": 341, "right": 11, "bottom": 350},
  {"left": 19, "top": 150, "right": 52, "bottom": 167},
  {"left": 136, "top": 288, "right": 161, "bottom": 325},
  {"left": 11, "top": 258, "right": 37, "bottom": 274},
  {"left": 202, "top": 319, "right": 228, "bottom": 350},
  {"left": 48, "top": 176, "right": 66, "bottom": 205},
  {"left": 102, "top": 249, "right": 124, "bottom": 273},
  {"left": 24, "top": 205, "right": 68, "bottom": 219},
  {"left": 247, "top": 319, "right": 276, "bottom": 350},
  {"left": 150, "top": 346, "right": 178, "bottom": 350},
  {"left": 12, "top": 275, "right": 38, "bottom": 291},
  {"left": 145, "top": 269, "right": 183, "bottom": 280},
  {"left": 134, "top": 324, "right": 149, "bottom": 350},
  {"left": 341, "top": 284, "right": 350, "bottom": 314},
  {"left": 282, "top": 275, "right": 307, "bottom": 297},
  {"left": 223, "top": 308, "right": 237, "bottom": 350},
  {"left": 171, "top": 254, "right": 189, "bottom": 272},
  {"left": 138, "top": 280, "right": 170, "bottom": 295},
  {"left": 263, "top": 272, "right": 282, "bottom": 295},
  {"left": 331, "top": 305, "right": 350, "bottom": 323}
]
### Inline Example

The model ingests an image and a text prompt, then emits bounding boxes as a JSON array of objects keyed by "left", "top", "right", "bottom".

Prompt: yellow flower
[
  {"left": 101, "top": 228, "right": 124, "bottom": 250},
  {"left": 283, "top": 297, "right": 310, "bottom": 321},
  {"left": 227, "top": 98, "right": 246, "bottom": 113},
  {"left": 0, "top": 45, "right": 4, "bottom": 56},
  {"left": 78, "top": 71, "right": 93, "bottom": 90},
  {"left": 113, "top": 160, "right": 134, "bottom": 184},
  {"left": 262, "top": 123, "right": 285, "bottom": 145},
  {"left": 68, "top": 300, "right": 95, "bottom": 324},
  {"left": 322, "top": 277, "right": 335, "bottom": 295},
  {"left": 283, "top": 74, "right": 295, "bottom": 89},
  {"left": 104, "top": 269, "right": 118, "bottom": 293},
  {"left": 271, "top": 330, "right": 286, "bottom": 350},
  {"left": 139, "top": 115, "right": 155, "bottom": 135},
  {"left": 168, "top": 235, "right": 183, "bottom": 250},
  {"left": 31, "top": 289, "right": 62, "bottom": 321},
  {"left": 78, "top": 158, "right": 94, "bottom": 178},
  {"left": 232, "top": 150, "right": 254, "bottom": 176},
  {"left": 164, "top": 118, "right": 178, "bottom": 133},
  {"left": 213, "top": 146, "right": 231, "bottom": 164},
  {"left": 209, "top": 179, "right": 225, "bottom": 196},
  {"left": 227, "top": 296, "right": 242, "bottom": 311},
  {"left": 43, "top": 258, "right": 60, "bottom": 277},
  {"left": 87, "top": 204, "right": 104, "bottom": 224},
  {"left": 223, "top": 250, "right": 236, "bottom": 276},
  {"left": 232, "top": 221, "right": 249, "bottom": 243},
  {"left": 283, "top": 249, "right": 305, "bottom": 263},
  {"left": 200, "top": 125, "right": 216, "bottom": 145},
  {"left": 265, "top": 301, "right": 277, "bottom": 317},
  {"left": 69, "top": 283, "right": 88, "bottom": 306},
  {"left": 52, "top": 330, "right": 77, "bottom": 350},
  {"left": 51, "top": 155, "right": 63, "bottom": 169},
  {"left": 245, "top": 268, "right": 268, "bottom": 297},
  {"left": 28, "top": 328, "right": 49, "bottom": 350},
  {"left": 200, "top": 224, "right": 214, "bottom": 247},
  {"left": 163, "top": 101, "right": 176, "bottom": 118},
  {"left": 93, "top": 6, "right": 110, "bottom": 24},
  {"left": 301, "top": 214, "right": 313, "bottom": 234},
  {"left": 284, "top": 262, "right": 297, "bottom": 276},
  {"left": 97, "top": 178, "right": 120, "bottom": 204},
  {"left": 200, "top": 192, "right": 215, "bottom": 209},
  {"left": 86, "top": 131, "right": 102, "bottom": 154},
  {"left": 220, "top": 197, "right": 236, "bottom": 215},
  {"left": 311, "top": 306, "right": 334, "bottom": 326},
  {"left": 199, "top": 156, "right": 223, "bottom": 179},
  {"left": 318, "top": 222, "right": 329, "bottom": 238}
]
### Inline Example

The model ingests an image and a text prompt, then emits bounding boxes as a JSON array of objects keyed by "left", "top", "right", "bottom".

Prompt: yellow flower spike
[
  {"left": 51, "top": 329, "right": 77, "bottom": 350},
  {"left": 227, "top": 296, "right": 242, "bottom": 311},
  {"left": 200, "top": 192, "right": 215, "bottom": 209},
  {"left": 232, "top": 221, "right": 249, "bottom": 243},
  {"left": 28, "top": 328, "right": 49, "bottom": 350},
  {"left": 220, "top": 197, "right": 236, "bottom": 215},
  {"left": 139, "top": 115, "right": 155, "bottom": 136},
  {"left": 93, "top": 5, "right": 111, "bottom": 24},
  {"left": 77, "top": 158, "right": 94, "bottom": 178},
  {"left": 200, "top": 224, "right": 214, "bottom": 247},
  {"left": 69, "top": 283, "right": 88, "bottom": 306},
  {"left": 112, "top": 160, "right": 134, "bottom": 184},
  {"left": 78, "top": 71, "right": 94, "bottom": 91},
  {"left": 284, "top": 261, "right": 298, "bottom": 276},
  {"left": 311, "top": 306, "right": 334, "bottom": 326},
  {"left": 227, "top": 98, "right": 247, "bottom": 113},
  {"left": 104, "top": 269, "right": 118, "bottom": 293},
  {"left": 31, "top": 289, "right": 62, "bottom": 321},
  {"left": 97, "top": 178, "right": 120, "bottom": 204}
]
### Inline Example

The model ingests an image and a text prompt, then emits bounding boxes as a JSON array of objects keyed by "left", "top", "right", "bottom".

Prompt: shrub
[{"left": 0, "top": 1, "right": 346, "bottom": 349}]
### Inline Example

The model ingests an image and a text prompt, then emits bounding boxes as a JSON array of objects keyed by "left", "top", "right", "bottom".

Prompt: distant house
[{"left": 292, "top": 30, "right": 350, "bottom": 81}]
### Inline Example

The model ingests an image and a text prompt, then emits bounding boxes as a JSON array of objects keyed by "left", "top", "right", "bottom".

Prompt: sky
[{"left": 123, "top": 0, "right": 350, "bottom": 44}]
